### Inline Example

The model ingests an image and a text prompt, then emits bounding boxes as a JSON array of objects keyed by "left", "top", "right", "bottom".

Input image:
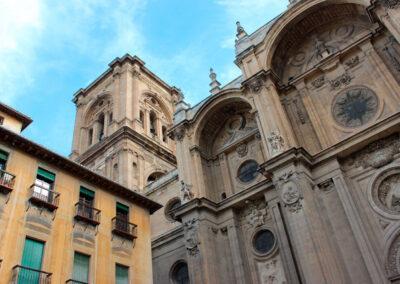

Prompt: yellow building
[{"left": 0, "top": 102, "right": 161, "bottom": 283}]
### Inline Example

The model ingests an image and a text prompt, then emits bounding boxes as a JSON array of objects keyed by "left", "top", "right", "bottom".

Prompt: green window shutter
[
  {"left": 73, "top": 252, "right": 90, "bottom": 283},
  {"left": 116, "top": 202, "right": 129, "bottom": 214},
  {"left": 0, "top": 149, "right": 8, "bottom": 162},
  {"left": 80, "top": 186, "right": 95, "bottom": 198},
  {"left": 116, "top": 264, "right": 129, "bottom": 284},
  {"left": 37, "top": 168, "right": 55, "bottom": 182},
  {"left": 19, "top": 238, "right": 45, "bottom": 284}
]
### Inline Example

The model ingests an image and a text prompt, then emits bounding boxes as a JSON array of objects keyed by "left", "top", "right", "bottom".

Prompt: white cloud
[
  {"left": 0, "top": 0, "right": 147, "bottom": 103},
  {"left": 0, "top": 0, "right": 43, "bottom": 103}
]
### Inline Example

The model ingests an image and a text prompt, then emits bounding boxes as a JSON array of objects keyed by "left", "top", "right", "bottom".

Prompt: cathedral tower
[{"left": 70, "top": 54, "right": 180, "bottom": 191}]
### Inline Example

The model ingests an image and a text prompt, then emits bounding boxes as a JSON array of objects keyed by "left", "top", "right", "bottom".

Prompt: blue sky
[{"left": 0, "top": 0, "right": 287, "bottom": 156}]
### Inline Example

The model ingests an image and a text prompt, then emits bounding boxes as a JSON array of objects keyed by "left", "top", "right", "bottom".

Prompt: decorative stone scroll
[
  {"left": 184, "top": 218, "right": 200, "bottom": 256},
  {"left": 329, "top": 73, "right": 352, "bottom": 90}
]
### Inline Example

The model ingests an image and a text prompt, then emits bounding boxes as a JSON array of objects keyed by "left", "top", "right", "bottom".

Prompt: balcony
[
  {"left": 66, "top": 280, "right": 88, "bottom": 284},
  {"left": 28, "top": 184, "right": 60, "bottom": 211},
  {"left": 111, "top": 217, "right": 137, "bottom": 241},
  {"left": 0, "top": 169, "right": 15, "bottom": 194},
  {"left": 11, "top": 265, "right": 52, "bottom": 284},
  {"left": 74, "top": 201, "right": 101, "bottom": 226}
]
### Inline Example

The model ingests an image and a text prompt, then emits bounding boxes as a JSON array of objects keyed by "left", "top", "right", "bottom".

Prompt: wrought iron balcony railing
[
  {"left": 11, "top": 265, "right": 52, "bottom": 284},
  {"left": 66, "top": 279, "right": 88, "bottom": 284},
  {"left": 74, "top": 201, "right": 101, "bottom": 226},
  {"left": 29, "top": 184, "right": 60, "bottom": 211},
  {"left": 0, "top": 169, "right": 15, "bottom": 193},
  {"left": 111, "top": 217, "right": 137, "bottom": 240}
]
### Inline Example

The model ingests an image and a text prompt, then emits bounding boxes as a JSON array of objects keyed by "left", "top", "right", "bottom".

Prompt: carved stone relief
[
  {"left": 257, "top": 257, "right": 287, "bottom": 284},
  {"left": 277, "top": 171, "right": 303, "bottom": 213},
  {"left": 374, "top": 174, "right": 400, "bottom": 215},
  {"left": 332, "top": 87, "right": 378, "bottom": 128},
  {"left": 267, "top": 131, "right": 285, "bottom": 156},
  {"left": 213, "top": 112, "right": 258, "bottom": 152},
  {"left": 386, "top": 233, "right": 400, "bottom": 280},
  {"left": 381, "top": 0, "right": 400, "bottom": 9},
  {"left": 345, "top": 56, "right": 360, "bottom": 68},
  {"left": 311, "top": 76, "right": 325, "bottom": 89},
  {"left": 383, "top": 36, "right": 400, "bottom": 72},
  {"left": 342, "top": 134, "right": 400, "bottom": 170},
  {"left": 236, "top": 143, "right": 248, "bottom": 157},
  {"left": 329, "top": 73, "right": 352, "bottom": 90},
  {"left": 184, "top": 218, "right": 200, "bottom": 257},
  {"left": 239, "top": 199, "right": 269, "bottom": 229}
]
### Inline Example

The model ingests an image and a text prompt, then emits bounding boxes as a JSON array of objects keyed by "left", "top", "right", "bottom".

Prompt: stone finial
[
  {"left": 236, "top": 21, "right": 247, "bottom": 40},
  {"left": 209, "top": 68, "right": 221, "bottom": 95}
]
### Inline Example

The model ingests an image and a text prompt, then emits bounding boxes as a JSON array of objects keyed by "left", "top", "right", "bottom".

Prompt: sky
[{"left": 0, "top": 0, "right": 287, "bottom": 156}]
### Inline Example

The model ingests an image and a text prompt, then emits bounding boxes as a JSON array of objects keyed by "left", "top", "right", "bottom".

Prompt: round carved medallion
[
  {"left": 374, "top": 174, "right": 400, "bottom": 215},
  {"left": 332, "top": 87, "right": 378, "bottom": 128}
]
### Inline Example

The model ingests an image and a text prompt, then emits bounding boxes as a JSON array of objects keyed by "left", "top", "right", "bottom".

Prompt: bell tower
[{"left": 70, "top": 54, "right": 181, "bottom": 191}]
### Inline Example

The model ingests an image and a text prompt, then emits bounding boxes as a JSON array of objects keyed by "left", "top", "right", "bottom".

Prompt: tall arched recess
[{"left": 196, "top": 98, "right": 264, "bottom": 202}]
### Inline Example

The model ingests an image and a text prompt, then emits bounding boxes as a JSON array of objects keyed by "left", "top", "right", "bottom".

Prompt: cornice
[
  {"left": 0, "top": 126, "right": 162, "bottom": 214},
  {"left": 0, "top": 103, "right": 33, "bottom": 130},
  {"left": 76, "top": 126, "right": 177, "bottom": 166}
]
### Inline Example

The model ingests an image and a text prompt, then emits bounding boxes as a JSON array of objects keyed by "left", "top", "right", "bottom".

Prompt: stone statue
[
  {"left": 181, "top": 181, "right": 193, "bottom": 203},
  {"left": 314, "top": 37, "right": 330, "bottom": 59}
]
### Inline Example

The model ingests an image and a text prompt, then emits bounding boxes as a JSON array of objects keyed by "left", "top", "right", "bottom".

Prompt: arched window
[
  {"left": 149, "top": 111, "right": 157, "bottom": 136},
  {"left": 165, "top": 198, "right": 182, "bottom": 222},
  {"left": 171, "top": 261, "right": 189, "bottom": 284},
  {"left": 88, "top": 128, "right": 93, "bottom": 146},
  {"left": 147, "top": 171, "right": 164, "bottom": 184},
  {"left": 140, "top": 111, "right": 144, "bottom": 127},
  {"left": 113, "top": 163, "right": 119, "bottom": 182},
  {"left": 162, "top": 126, "right": 167, "bottom": 143},
  {"left": 98, "top": 113, "right": 105, "bottom": 141}
]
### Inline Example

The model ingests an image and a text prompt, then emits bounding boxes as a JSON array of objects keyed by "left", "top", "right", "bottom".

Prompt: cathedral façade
[{"left": 71, "top": 0, "right": 400, "bottom": 283}]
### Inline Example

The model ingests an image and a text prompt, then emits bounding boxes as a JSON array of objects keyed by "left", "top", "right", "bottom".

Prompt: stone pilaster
[
  {"left": 374, "top": 1, "right": 400, "bottom": 43},
  {"left": 244, "top": 71, "right": 296, "bottom": 158}
]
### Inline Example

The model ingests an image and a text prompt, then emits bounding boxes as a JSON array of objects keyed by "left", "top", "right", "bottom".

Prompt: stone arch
[
  {"left": 191, "top": 91, "right": 255, "bottom": 146},
  {"left": 142, "top": 91, "right": 173, "bottom": 123},
  {"left": 83, "top": 91, "right": 113, "bottom": 125},
  {"left": 261, "top": 0, "right": 371, "bottom": 81}
]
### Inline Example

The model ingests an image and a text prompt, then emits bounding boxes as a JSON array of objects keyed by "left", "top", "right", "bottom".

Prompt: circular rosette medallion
[
  {"left": 332, "top": 87, "right": 378, "bottom": 128},
  {"left": 281, "top": 181, "right": 300, "bottom": 205}
]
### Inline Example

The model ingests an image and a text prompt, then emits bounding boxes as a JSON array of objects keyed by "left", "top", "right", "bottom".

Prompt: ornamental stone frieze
[
  {"left": 239, "top": 199, "right": 269, "bottom": 229},
  {"left": 342, "top": 134, "right": 400, "bottom": 170}
]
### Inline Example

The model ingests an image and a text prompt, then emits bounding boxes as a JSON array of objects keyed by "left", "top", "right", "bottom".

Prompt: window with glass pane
[
  {"left": 116, "top": 202, "right": 129, "bottom": 231},
  {"left": 115, "top": 264, "right": 129, "bottom": 284},
  {"left": 0, "top": 149, "right": 8, "bottom": 170},
  {"left": 34, "top": 168, "right": 55, "bottom": 202},
  {"left": 72, "top": 252, "right": 90, "bottom": 283},
  {"left": 19, "top": 238, "right": 45, "bottom": 284},
  {"left": 79, "top": 187, "right": 95, "bottom": 219}
]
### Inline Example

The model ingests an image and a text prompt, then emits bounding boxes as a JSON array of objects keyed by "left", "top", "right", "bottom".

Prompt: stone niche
[{"left": 198, "top": 101, "right": 264, "bottom": 201}]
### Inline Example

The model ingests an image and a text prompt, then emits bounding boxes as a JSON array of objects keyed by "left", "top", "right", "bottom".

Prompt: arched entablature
[
  {"left": 190, "top": 91, "right": 255, "bottom": 147},
  {"left": 260, "top": 0, "right": 372, "bottom": 83}
]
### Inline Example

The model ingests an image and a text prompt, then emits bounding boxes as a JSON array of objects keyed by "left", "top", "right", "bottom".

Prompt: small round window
[
  {"left": 253, "top": 229, "right": 275, "bottom": 255},
  {"left": 237, "top": 160, "right": 259, "bottom": 183},
  {"left": 165, "top": 198, "right": 182, "bottom": 222}
]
